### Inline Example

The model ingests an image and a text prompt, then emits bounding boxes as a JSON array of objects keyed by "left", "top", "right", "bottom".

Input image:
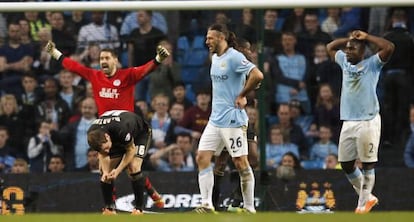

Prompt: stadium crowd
[{"left": 1, "top": 6, "right": 414, "bottom": 175}]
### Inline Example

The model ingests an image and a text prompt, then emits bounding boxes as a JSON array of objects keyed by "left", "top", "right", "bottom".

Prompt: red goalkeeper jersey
[{"left": 62, "top": 57, "right": 157, "bottom": 116}]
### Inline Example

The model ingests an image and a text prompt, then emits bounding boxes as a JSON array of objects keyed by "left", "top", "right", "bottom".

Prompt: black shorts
[{"left": 109, "top": 127, "right": 152, "bottom": 159}]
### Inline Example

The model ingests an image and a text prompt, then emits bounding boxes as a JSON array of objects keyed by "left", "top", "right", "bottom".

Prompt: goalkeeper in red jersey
[{"left": 45, "top": 40, "right": 170, "bottom": 213}]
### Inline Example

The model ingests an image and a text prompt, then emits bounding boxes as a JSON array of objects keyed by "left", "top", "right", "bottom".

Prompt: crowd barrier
[{"left": 1, "top": 168, "right": 413, "bottom": 214}]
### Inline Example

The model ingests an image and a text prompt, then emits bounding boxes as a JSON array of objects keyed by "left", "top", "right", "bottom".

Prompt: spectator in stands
[
  {"left": 268, "top": 31, "right": 310, "bottom": 114},
  {"left": 262, "top": 9, "right": 282, "bottom": 57},
  {"left": 50, "top": 11, "right": 77, "bottom": 58},
  {"left": 17, "top": 72, "right": 42, "bottom": 143},
  {"left": 120, "top": 11, "right": 168, "bottom": 37},
  {"left": 128, "top": 10, "right": 167, "bottom": 102},
  {"left": 48, "top": 154, "right": 65, "bottom": 173},
  {"left": 18, "top": 18, "right": 33, "bottom": 45},
  {"left": 35, "top": 77, "right": 71, "bottom": 130},
  {"left": 135, "top": 99, "right": 151, "bottom": 121},
  {"left": 24, "top": 11, "right": 51, "bottom": 42},
  {"left": 404, "top": 106, "right": 414, "bottom": 168},
  {"left": 10, "top": 158, "right": 29, "bottom": 174},
  {"left": 312, "top": 84, "right": 341, "bottom": 144},
  {"left": 27, "top": 120, "right": 62, "bottom": 173},
  {"left": 77, "top": 11, "right": 120, "bottom": 52},
  {"left": 270, "top": 103, "right": 308, "bottom": 161},
  {"left": 321, "top": 8, "right": 341, "bottom": 37},
  {"left": 382, "top": 8, "right": 414, "bottom": 146},
  {"left": 128, "top": 10, "right": 166, "bottom": 59},
  {"left": 175, "top": 132, "right": 196, "bottom": 169},
  {"left": 78, "top": 42, "right": 101, "bottom": 70},
  {"left": 51, "top": 97, "right": 97, "bottom": 171},
  {"left": 0, "top": 22, "right": 34, "bottom": 95},
  {"left": 76, "top": 148, "right": 99, "bottom": 173},
  {"left": 279, "top": 151, "right": 302, "bottom": 170},
  {"left": 150, "top": 94, "right": 176, "bottom": 151},
  {"left": 58, "top": 69, "right": 85, "bottom": 115},
  {"left": 150, "top": 139, "right": 194, "bottom": 172},
  {"left": 297, "top": 10, "right": 332, "bottom": 61},
  {"left": 65, "top": 10, "right": 88, "bottom": 41},
  {"left": 324, "top": 154, "right": 341, "bottom": 170},
  {"left": 119, "top": 10, "right": 167, "bottom": 67},
  {"left": 333, "top": 8, "right": 361, "bottom": 38},
  {"left": 169, "top": 102, "right": 185, "bottom": 123},
  {"left": 32, "top": 27, "right": 56, "bottom": 79},
  {"left": 177, "top": 88, "right": 211, "bottom": 141},
  {"left": 307, "top": 43, "right": 342, "bottom": 106},
  {"left": 235, "top": 9, "right": 257, "bottom": 47},
  {"left": 0, "top": 126, "right": 15, "bottom": 174},
  {"left": 289, "top": 99, "right": 314, "bottom": 143},
  {"left": 309, "top": 125, "right": 338, "bottom": 163},
  {"left": 148, "top": 40, "right": 181, "bottom": 101},
  {"left": 0, "top": 94, "right": 24, "bottom": 158},
  {"left": 282, "top": 8, "right": 305, "bottom": 33},
  {"left": 275, "top": 151, "right": 301, "bottom": 183},
  {"left": 171, "top": 82, "right": 194, "bottom": 111},
  {"left": 265, "top": 125, "right": 300, "bottom": 170}
]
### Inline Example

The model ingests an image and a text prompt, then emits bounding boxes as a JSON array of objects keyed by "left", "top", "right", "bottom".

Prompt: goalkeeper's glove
[
  {"left": 155, "top": 45, "right": 170, "bottom": 63},
  {"left": 45, "top": 41, "right": 62, "bottom": 60}
]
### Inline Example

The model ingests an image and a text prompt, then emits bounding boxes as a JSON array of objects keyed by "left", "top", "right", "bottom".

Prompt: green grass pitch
[{"left": 2, "top": 212, "right": 413, "bottom": 222}]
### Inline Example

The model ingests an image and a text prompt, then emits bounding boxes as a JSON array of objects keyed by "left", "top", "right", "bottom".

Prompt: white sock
[
  {"left": 198, "top": 165, "right": 214, "bottom": 208},
  {"left": 345, "top": 168, "right": 363, "bottom": 195},
  {"left": 359, "top": 169, "right": 375, "bottom": 207},
  {"left": 239, "top": 166, "right": 255, "bottom": 212}
]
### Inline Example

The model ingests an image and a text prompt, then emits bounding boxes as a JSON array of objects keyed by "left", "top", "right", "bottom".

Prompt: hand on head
[{"left": 350, "top": 30, "right": 368, "bottom": 40}]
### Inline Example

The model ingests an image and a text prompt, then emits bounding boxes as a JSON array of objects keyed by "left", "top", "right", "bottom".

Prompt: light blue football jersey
[
  {"left": 209, "top": 47, "right": 255, "bottom": 127},
  {"left": 335, "top": 50, "right": 385, "bottom": 120}
]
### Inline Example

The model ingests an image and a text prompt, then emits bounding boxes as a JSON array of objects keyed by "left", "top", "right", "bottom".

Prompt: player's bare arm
[
  {"left": 108, "top": 140, "right": 137, "bottom": 180},
  {"left": 352, "top": 30, "right": 395, "bottom": 62},
  {"left": 98, "top": 153, "right": 111, "bottom": 181},
  {"left": 236, "top": 67, "right": 264, "bottom": 109},
  {"left": 326, "top": 38, "right": 349, "bottom": 60}
]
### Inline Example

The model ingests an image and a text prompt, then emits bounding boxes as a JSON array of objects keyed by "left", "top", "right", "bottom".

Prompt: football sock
[
  {"left": 198, "top": 165, "right": 214, "bottom": 208},
  {"left": 212, "top": 169, "right": 224, "bottom": 210},
  {"left": 239, "top": 166, "right": 255, "bottom": 212},
  {"left": 345, "top": 167, "right": 362, "bottom": 195},
  {"left": 360, "top": 169, "right": 375, "bottom": 207},
  {"left": 144, "top": 176, "right": 156, "bottom": 197},
  {"left": 100, "top": 181, "right": 115, "bottom": 209},
  {"left": 130, "top": 171, "right": 145, "bottom": 211}
]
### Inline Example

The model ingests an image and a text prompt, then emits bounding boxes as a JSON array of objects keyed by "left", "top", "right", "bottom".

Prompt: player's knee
[
  {"left": 129, "top": 171, "right": 144, "bottom": 181},
  {"left": 196, "top": 151, "right": 211, "bottom": 168},
  {"left": 340, "top": 161, "right": 356, "bottom": 174}
]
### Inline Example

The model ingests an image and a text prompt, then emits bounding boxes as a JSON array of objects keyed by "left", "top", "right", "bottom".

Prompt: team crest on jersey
[
  {"left": 113, "top": 79, "right": 121, "bottom": 86},
  {"left": 125, "top": 133, "right": 131, "bottom": 142},
  {"left": 220, "top": 61, "right": 227, "bottom": 70}
]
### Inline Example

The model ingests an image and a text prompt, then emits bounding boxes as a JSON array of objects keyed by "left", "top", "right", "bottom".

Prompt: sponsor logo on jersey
[
  {"left": 99, "top": 88, "right": 120, "bottom": 99},
  {"left": 211, "top": 74, "right": 228, "bottom": 82}
]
